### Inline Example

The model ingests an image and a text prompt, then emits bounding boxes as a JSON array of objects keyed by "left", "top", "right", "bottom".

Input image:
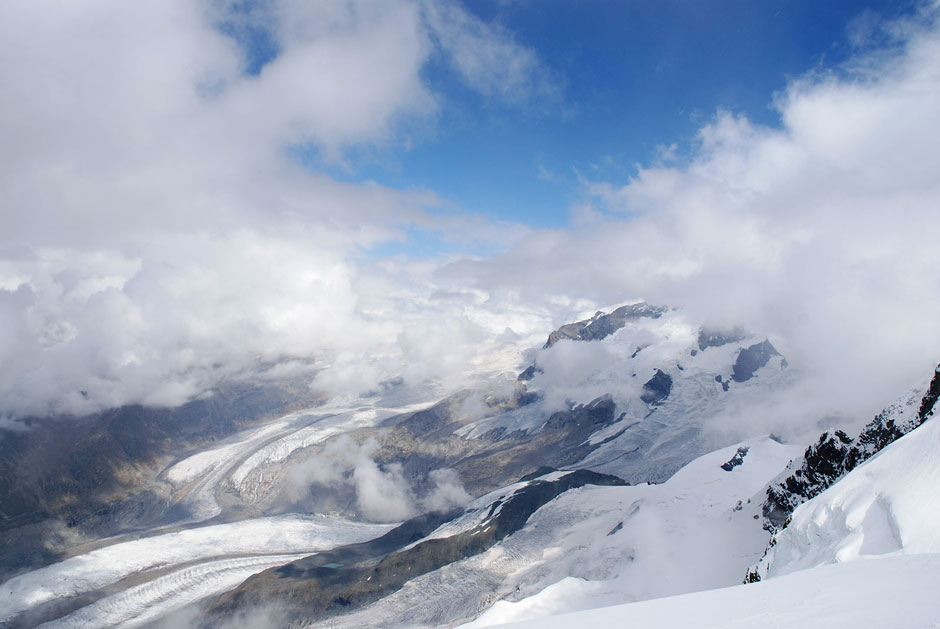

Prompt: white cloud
[
  {"left": 422, "top": 0, "right": 560, "bottom": 107},
  {"left": 443, "top": 7, "right": 940, "bottom": 426},
  {"left": 421, "top": 468, "right": 471, "bottom": 513},
  {"left": 221, "top": 0, "right": 437, "bottom": 156},
  {"left": 0, "top": 0, "right": 554, "bottom": 418},
  {"left": 286, "top": 434, "right": 469, "bottom": 522},
  {"left": 2, "top": 0, "right": 937, "bottom": 437}
]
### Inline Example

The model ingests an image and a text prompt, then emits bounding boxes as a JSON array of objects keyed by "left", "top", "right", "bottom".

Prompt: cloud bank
[
  {"left": 442, "top": 6, "right": 940, "bottom": 425},
  {"left": 1, "top": 0, "right": 939, "bottom": 437},
  {"left": 0, "top": 0, "right": 557, "bottom": 419},
  {"left": 287, "top": 435, "right": 470, "bottom": 522}
]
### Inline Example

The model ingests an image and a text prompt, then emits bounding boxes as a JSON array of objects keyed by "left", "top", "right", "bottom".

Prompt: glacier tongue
[{"left": 319, "top": 436, "right": 800, "bottom": 629}]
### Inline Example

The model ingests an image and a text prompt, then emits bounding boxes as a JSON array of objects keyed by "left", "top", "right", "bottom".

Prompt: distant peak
[{"left": 543, "top": 302, "right": 666, "bottom": 349}]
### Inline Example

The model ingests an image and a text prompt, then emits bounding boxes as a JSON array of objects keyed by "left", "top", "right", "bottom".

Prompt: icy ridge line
[{"left": 746, "top": 361, "right": 940, "bottom": 582}]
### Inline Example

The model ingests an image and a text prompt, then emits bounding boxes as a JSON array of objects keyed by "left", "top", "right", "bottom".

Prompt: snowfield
[
  {"left": 755, "top": 414, "right": 940, "bottom": 579},
  {"left": 4, "top": 308, "right": 936, "bottom": 628},
  {"left": 321, "top": 435, "right": 801, "bottom": 628},
  {"left": 484, "top": 554, "right": 940, "bottom": 629},
  {"left": 452, "top": 437, "right": 800, "bottom": 629},
  {"left": 466, "top": 410, "right": 940, "bottom": 629}
]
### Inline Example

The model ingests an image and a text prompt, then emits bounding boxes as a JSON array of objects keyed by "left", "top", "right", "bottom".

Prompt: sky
[
  {"left": 344, "top": 0, "right": 922, "bottom": 234},
  {"left": 1, "top": 0, "right": 939, "bottom": 428},
  {"left": 276, "top": 0, "right": 915, "bottom": 234}
]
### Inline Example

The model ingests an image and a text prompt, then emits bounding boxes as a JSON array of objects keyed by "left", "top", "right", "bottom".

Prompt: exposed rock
[
  {"left": 917, "top": 364, "right": 940, "bottom": 422},
  {"left": 731, "top": 340, "right": 781, "bottom": 383},
  {"left": 762, "top": 363, "right": 940, "bottom": 530},
  {"left": 697, "top": 326, "right": 747, "bottom": 351},
  {"left": 376, "top": 394, "right": 622, "bottom": 498},
  {"left": 720, "top": 446, "right": 749, "bottom": 471},
  {"left": 517, "top": 365, "right": 542, "bottom": 381},
  {"left": 762, "top": 430, "right": 854, "bottom": 529},
  {"left": 543, "top": 303, "right": 665, "bottom": 348},
  {"left": 205, "top": 469, "right": 626, "bottom": 626},
  {"left": 640, "top": 370, "right": 673, "bottom": 406}
]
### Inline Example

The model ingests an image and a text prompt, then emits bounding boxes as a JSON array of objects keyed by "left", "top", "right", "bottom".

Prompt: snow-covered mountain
[
  {"left": 490, "top": 370, "right": 940, "bottom": 629},
  {"left": 752, "top": 379, "right": 940, "bottom": 580},
  {"left": 1, "top": 303, "right": 937, "bottom": 628},
  {"left": 759, "top": 365, "right": 940, "bottom": 532}
]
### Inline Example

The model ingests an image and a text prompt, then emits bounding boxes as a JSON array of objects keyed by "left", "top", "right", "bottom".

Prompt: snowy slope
[
  {"left": 753, "top": 414, "right": 940, "bottom": 579},
  {"left": 318, "top": 436, "right": 799, "bottom": 628},
  {"left": 457, "top": 308, "right": 793, "bottom": 486},
  {"left": 481, "top": 554, "right": 940, "bottom": 629},
  {"left": 468, "top": 383, "right": 940, "bottom": 629},
  {"left": 760, "top": 374, "right": 934, "bottom": 528},
  {"left": 6, "top": 304, "right": 927, "bottom": 628}
]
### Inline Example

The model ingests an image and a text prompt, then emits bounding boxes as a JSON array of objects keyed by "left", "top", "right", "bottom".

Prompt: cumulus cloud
[
  {"left": 422, "top": 467, "right": 472, "bottom": 513},
  {"left": 3, "top": 0, "right": 938, "bottom": 440},
  {"left": 351, "top": 439, "right": 415, "bottom": 522},
  {"left": 442, "top": 6, "right": 940, "bottom": 428},
  {"left": 287, "top": 435, "right": 469, "bottom": 522},
  {"left": 0, "top": 0, "right": 555, "bottom": 419}
]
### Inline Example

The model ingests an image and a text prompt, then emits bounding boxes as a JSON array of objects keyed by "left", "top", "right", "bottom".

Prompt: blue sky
[{"left": 279, "top": 0, "right": 917, "bottom": 234}]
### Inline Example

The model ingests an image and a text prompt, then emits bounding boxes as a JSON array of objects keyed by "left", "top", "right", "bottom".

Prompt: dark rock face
[
  {"left": 0, "top": 383, "right": 309, "bottom": 576},
  {"left": 0, "top": 385, "right": 313, "bottom": 575},
  {"left": 762, "top": 363, "right": 940, "bottom": 530},
  {"left": 720, "top": 446, "right": 749, "bottom": 471},
  {"left": 731, "top": 340, "right": 781, "bottom": 383},
  {"left": 543, "top": 303, "right": 665, "bottom": 349},
  {"left": 206, "top": 469, "right": 626, "bottom": 626},
  {"left": 697, "top": 327, "right": 747, "bottom": 351},
  {"left": 762, "top": 430, "right": 854, "bottom": 528},
  {"left": 918, "top": 364, "right": 940, "bottom": 422},
  {"left": 517, "top": 365, "right": 542, "bottom": 381},
  {"left": 640, "top": 369, "right": 673, "bottom": 406},
  {"left": 455, "top": 396, "right": 621, "bottom": 493},
  {"left": 378, "top": 394, "right": 622, "bottom": 498}
]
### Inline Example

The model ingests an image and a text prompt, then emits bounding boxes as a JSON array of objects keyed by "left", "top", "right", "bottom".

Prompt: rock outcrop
[
  {"left": 206, "top": 469, "right": 626, "bottom": 626},
  {"left": 762, "top": 363, "right": 940, "bottom": 530},
  {"left": 543, "top": 303, "right": 665, "bottom": 348}
]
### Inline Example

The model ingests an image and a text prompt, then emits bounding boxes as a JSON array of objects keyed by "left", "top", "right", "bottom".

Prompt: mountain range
[{"left": 1, "top": 303, "right": 937, "bottom": 628}]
